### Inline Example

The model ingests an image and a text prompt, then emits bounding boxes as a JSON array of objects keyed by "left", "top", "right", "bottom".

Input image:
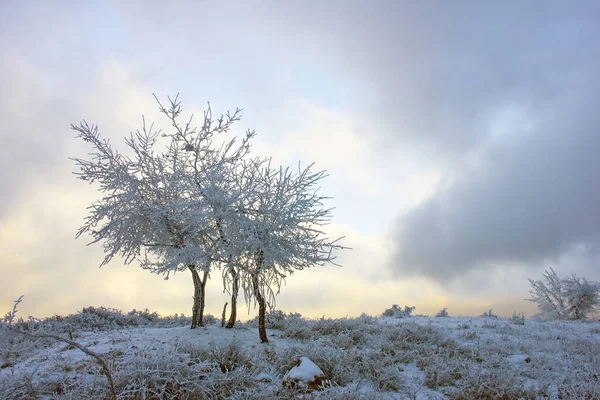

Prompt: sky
[{"left": 1, "top": 0, "right": 599, "bottom": 320}]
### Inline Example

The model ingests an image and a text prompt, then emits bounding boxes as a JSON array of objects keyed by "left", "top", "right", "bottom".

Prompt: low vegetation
[{"left": 2, "top": 301, "right": 599, "bottom": 399}]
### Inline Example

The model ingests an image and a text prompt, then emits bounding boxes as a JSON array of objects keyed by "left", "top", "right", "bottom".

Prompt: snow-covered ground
[{"left": 1, "top": 308, "right": 599, "bottom": 399}]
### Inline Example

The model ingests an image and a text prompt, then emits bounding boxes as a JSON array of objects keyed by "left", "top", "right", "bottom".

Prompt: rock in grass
[{"left": 283, "top": 356, "right": 328, "bottom": 390}]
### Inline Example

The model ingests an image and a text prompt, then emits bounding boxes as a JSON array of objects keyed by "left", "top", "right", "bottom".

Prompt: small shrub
[
  {"left": 202, "top": 314, "right": 218, "bottom": 326},
  {"left": 245, "top": 309, "right": 298, "bottom": 330},
  {"left": 422, "top": 357, "right": 466, "bottom": 389},
  {"left": 209, "top": 340, "right": 253, "bottom": 373},
  {"left": 127, "top": 308, "right": 159, "bottom": 322},
  {"left": 448, "top": 367, "right": 543, "bottom": 399},
  {"left": 280, "top": 319, "right": 312, "bottom": 341},
  {"left": 357, "top": 354, "right": 405, "bottom": 391},
  {"left": 274, "top": 346, "right": 358, "bottom": 387},
  {"left": 383, "top": 304, "right": 416, "bottom": 318},
  {"left": 460, "top": 330, "right": 477, "bottom": 341},
  {"left": 482, "top": 320, "right": 498, "bottom": 329},
  {"left": 357, "top": 313, "right": 376, "bottom": 324},
  {"left": 435, "top": 308, "right": 450, "bottom": 317},
  {"left": 509, "top": 311, "right": 526, "bottom": 325},
  {"left": 481, "top": 309, "right": 498, "bottom": 318},
  {"left": 265, "top": 309, "right": 287, "bottom": 330},
  {"left": 311, "top": 317, "right": 366, "bottom": 337}
]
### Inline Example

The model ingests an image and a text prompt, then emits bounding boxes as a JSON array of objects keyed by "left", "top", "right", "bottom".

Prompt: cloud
[
  {"left": 243, "top": 1, "right": 600, "bottom": 281},
  {"left": 257, "top": 1, "right": 599, "bottom": 150},
  {"left": 250, "top": 98, "right": 444, "bottom": 236},
  {"left": 391, "top": 79, "right": 600, "bottom": 281},
  {"left": 0, "top": 52, "right": 72, "bottom": 219}
]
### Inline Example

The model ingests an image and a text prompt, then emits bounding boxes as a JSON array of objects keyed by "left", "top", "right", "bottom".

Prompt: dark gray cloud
[
  {"left": 248, "top": 1, "right": 600, "bottom": 279},
  {"left": 392, "top": 86, "right": 600, "bottom": 280},
  {"left": 259, "top": 1, "right": 598, "bottom": 150}
]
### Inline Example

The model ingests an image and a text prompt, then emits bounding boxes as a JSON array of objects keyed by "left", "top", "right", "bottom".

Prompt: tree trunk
[
  {"left": 225, "top": 271, "right": 239, "bottom": 329},
  {"left": 252, "top": 273, "right": 268, "bottom": 343},
  {"left": 199, "top": 270, "right": 208, "bottom": 325},
  {"left": 221, "top": 302, "right": 228, "bottom": 328},
  {"left": 189, "top": 266, "right": 209, "bottom": 329},
  {"left": 190, "top": 266, "right": 201, "bottom": 329}
]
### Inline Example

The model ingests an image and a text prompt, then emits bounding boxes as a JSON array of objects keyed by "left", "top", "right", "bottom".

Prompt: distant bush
[
  {"left": 0, "top": 305, "right": 194, "bottom": 334},
  {"left": 202, "top": 314, "right": 219, "bottom": 326},
  {"left": 382, "top": 304, "right": 415, "bottom": 318},
  {"left": 509, "top": 311, "right": 525, "bottom": 325},
  {"left": 435, "top": 308, "right": 449, "bottom": 317},
  {"left": 357, "top": 313, "right": 376, "bottom": 324},
  {"left": 57, "top": 306, "right": 195, "bottom": 330},
  {"left": 480, "top": 309, "right": 498, "bottom": 318}
]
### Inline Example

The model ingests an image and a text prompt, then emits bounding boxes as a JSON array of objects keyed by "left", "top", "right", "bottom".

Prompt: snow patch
[{"left": 284, "top": 356, "right": 324, "bottom": 382}]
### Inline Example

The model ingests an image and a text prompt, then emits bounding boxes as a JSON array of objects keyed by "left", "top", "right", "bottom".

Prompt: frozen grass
[{"left": 1, "top": 307, "right": 599, "bottom": 399}]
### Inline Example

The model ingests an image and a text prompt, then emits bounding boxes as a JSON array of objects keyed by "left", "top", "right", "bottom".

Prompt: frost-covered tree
[
  {"left": 72, "top": 95, "right": 345, "bottom": 339},
  {"left": 72, "top": 95, "right": 254, "bottom": 328},
  {"left": 562, "top": 273, "right": 600, "bottom": 320},
  {"left": 527, "top": 268, "right": 600, "bottom": 320},
  {"left": 232, "top": 161, "right": 346, "bottom": 342}
]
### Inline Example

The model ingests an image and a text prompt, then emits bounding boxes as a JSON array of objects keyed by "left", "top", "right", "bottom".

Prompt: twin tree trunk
[
  {"left": 189, "top": 265, "right": 208, "bottom": 329},
  {"left": 188, "top": 263, "right": 266, "bottom": 342}
]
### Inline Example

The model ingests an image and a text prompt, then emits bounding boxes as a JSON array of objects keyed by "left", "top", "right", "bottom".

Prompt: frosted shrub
[
  {"left": 421, "top": 353, "right": 467, "bottom": 389},
  {"left": 353, "top": 351, "right": 406, "bottom": 392},
  {"left": 382, "top": 304, "right": 415, "bottom": 318},
  {"left": 202, "top": 314, "right": 219, "bottom": 326},
  {"left": 274, "top": 345, "right": 359, "bottom": 387},
  {"left": 311, "top": 317, "right": 371, "bottom": 337},
  {"left": 208, "top": 340, "right": 253, "bottom": 373},
  {"left": 448, "top": 366, "right": 544, "bottom": 399},
  {"left": 509, "top": 311, "right": 526, "bottom": 325},
  {"left": 435, "top": 308, "right": 449, "bottom": 317},
  {"left": 314, "top": 385, "right": 383, "bottom": 400},
  {"left": 265, "top": 309, "right": 288, "bottom": 330},
  {"left": 280, "top": 327, "right": 313, "bottom": 342},
  {"left": 61, "top": 306, "right": 194, "bottom": 330},
  {"left": 68, "top": 306, "right": 144, "bottom": 329},
  {"left": 127, "top": 308, "right": 159, "bottom": 322},
  {"left": 278, "top": 312, "right": 310, "bottom": 341},
  {"left": 357, "top": 313, "right": 376, "bottom": 324},
  {"left": 245, "top": 310, "right": 301, "bottom": 331},
  {"left": 1, "top": 297, "right": 118, "bottom": 400},
  {"left": 116, "top": 343, "right": 256, "bottom": 399},
  {"left": 528, "top": 268, "right": 600, "bottom": 320},
  {"left": 480, "top": 309, "right": 498, "bottom": 318}
]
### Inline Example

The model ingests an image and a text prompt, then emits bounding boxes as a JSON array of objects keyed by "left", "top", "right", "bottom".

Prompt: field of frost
[{"left": 1, "top": 307, "right": 599, "bottom": 399}]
